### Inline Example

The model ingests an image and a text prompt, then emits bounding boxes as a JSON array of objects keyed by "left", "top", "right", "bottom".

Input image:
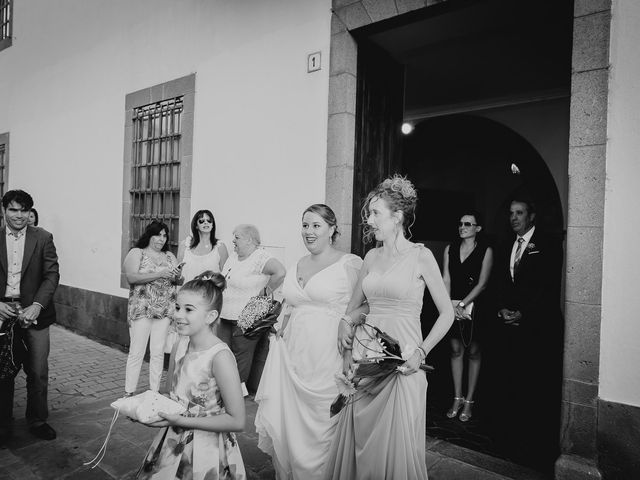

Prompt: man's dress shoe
[{"left": 29, "top": 423, "right": 57, "bottom": 440}]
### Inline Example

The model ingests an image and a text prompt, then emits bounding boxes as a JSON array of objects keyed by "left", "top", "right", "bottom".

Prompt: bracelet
[
  {"left": 341, "top": 315, "right": 354, "bottom": 328},
  {"left": 416, "top": 346, "right": 427, "bottom": 361}
]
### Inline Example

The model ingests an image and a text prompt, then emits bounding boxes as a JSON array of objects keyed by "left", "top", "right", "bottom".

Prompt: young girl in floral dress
[{"left": 137, "top": 271, "right": 247, "bottom": 480}]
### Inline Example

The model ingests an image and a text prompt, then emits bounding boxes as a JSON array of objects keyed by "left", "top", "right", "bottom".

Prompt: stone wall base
[
  {"left": 555, "top": 455, "right": 602, "bottom": 480},
  {"left": 597, "top": 399, "right": 640, "bottom": 479},
  {"left": 54, "top": 284, "right": 129, "bottom": 350}
]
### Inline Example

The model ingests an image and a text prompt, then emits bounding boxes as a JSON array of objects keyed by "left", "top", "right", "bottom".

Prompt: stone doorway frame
[{"left": 325, "top": 1, "right": 609, "bottom": 478}]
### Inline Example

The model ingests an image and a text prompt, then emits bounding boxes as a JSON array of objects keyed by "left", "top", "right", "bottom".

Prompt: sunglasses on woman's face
[
  {"left": 198, "top": 218, "right": 212, "bottom": 225},
  {"left": 458, "top": 222, "right": 477, "bottom": 227}
]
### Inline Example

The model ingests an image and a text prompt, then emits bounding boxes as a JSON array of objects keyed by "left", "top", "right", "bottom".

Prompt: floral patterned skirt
[{"left": 137, "top": 426, "right": 246, "bottom": 480}]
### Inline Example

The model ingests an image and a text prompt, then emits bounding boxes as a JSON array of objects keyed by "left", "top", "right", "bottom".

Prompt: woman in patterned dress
[{"left": 123, "top": 220, "right": 182, "bottom": 396}]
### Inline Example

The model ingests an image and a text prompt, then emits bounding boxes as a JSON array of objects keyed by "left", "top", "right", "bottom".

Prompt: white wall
[
  {"left": 0, "top": 0, "right": 331, "bottom": 297},
  {"left": 600, "top": 0, "right": 640, "bottom": 405}
]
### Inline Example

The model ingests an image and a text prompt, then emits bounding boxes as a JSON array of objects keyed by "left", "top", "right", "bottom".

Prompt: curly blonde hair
[{"left": 361, "top": 174, "right": 418, "bottom": 244}]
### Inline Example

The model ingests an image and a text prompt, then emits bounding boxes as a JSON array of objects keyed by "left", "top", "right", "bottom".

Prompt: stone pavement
[{"left": 0, "top": 326, "right": 548, "bottom": 479}]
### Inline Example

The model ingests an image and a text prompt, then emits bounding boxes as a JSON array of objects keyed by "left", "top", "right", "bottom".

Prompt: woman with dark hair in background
[
  {"left": 167, "top": 210, "right": 228, "bottom": 353},
  {"left": 178, "top": 209, "right": 228, "bottom": 284},
  {"left": 27, "top": 208, "right": 39, "bottom": 227},
  {"left": 442, "top": 211, "right": 493, "bottom": 422},
  {"left": 255, "top": 204, "right": 362, "bottom": 480},
  {"left": 122, "top": 220, "right": 181, "bottom": 396}
]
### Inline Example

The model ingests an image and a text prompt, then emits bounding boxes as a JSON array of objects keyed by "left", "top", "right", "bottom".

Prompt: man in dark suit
[
  {"left": 0, "top": 190, "right": 60, "bottom": 444},
  {"left": 495, "top": 198, "right": 563, "bottom": 471}
]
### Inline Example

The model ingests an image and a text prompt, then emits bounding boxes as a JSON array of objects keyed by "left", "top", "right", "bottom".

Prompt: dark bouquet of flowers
[
  {"left": 0, "top": 313, "right": 26, "bottom": 380},
  {"left": 330, "top": 319, "right": 434, "bottom": 417}
]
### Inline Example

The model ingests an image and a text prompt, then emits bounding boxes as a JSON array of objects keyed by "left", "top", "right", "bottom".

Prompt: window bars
[
  {"left": 130, "top": 97, "right": 183, "bottom": 253},
  {"left": 0, "top": 0, "right": 11, "bottom": 44},
  {"left": 0, "top": 142, "right": 6, "bottom": 198}
]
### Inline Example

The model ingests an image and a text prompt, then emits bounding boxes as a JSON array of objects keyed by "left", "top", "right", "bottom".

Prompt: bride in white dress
[{"left": 255, "top": 204, "right": 362, "bottom": 479}]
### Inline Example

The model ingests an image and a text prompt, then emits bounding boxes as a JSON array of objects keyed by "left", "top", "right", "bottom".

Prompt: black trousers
[
  {"left": 492, "top": 323, "right": 562, "bottom": 470},
  {"left": 218, "top": 318, "right": 269, "bottom": 387}
]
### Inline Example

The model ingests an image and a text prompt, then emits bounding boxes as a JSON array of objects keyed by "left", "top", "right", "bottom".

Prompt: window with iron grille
[
  {"left": 0, "top": 144, "right": 5, "bottom": 197},
  {"left": 129, "top": 97, "right": 183, "bottom": 253},
  {"left": 0, "top": 0, "right": 12, "bottom": 51},
  {"left": 121, "top": 74, "right": 195, "bottom": 288},
  {"left": 0, "top": 132, "right": 8, "bottom": 198}
]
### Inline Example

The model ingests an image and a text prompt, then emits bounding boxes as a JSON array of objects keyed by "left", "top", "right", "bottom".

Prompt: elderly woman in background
[
  {"left": 178, "top": 209, "right": 228, "bottom": 283},
  {"left": 220, "top": 224, "right": 286, "bottom": 393},
  {"left": 122, "top": 220, "right": 181, "bottom": 396}
]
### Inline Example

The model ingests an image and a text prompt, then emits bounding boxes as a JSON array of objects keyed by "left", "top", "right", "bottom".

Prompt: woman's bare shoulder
[
  {"left": 125, "top": 247, "right": 143, "bottom": 259},
  {"left": 415, "top": 243, "right": 437, "bottom": 263}
]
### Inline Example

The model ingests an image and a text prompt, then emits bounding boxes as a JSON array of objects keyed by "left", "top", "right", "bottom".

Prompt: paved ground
[{"left": 0, "top": 326, "right": 549, "bottom": 479}]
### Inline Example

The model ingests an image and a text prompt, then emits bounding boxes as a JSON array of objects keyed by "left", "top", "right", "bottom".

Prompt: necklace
[{"left": 197, "top": 233, "right": 212, "bottom": 250}]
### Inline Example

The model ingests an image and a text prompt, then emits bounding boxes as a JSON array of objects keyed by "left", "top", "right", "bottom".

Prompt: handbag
[
  {"left": 237, "top": 289, "right": 282, "bottom": 337},
  {"left": 453, "top": 300, "right": 475, "bottom": 348}
]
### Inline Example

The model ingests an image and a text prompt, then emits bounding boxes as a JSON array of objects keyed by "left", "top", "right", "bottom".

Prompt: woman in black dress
[{"left": 442, "top": 211, "right": 493, "bottom": 422}]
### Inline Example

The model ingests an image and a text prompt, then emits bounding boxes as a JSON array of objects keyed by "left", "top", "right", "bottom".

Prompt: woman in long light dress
[
  {"left": 255, "top": 204, "right": 362, "bottom": 480},
  {"left": 326, "top": 176, "right": 454, "bottom": 480}
]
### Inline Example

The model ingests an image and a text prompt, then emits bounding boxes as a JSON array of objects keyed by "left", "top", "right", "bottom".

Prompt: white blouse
[
  {"left": 181, "top": 237, "right": 224, "bottom": 284},
  {"left": 220, "top": 248, "right": 273, "bottom": 320}
]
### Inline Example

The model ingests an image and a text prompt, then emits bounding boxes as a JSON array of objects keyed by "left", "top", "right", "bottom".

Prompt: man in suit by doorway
[
  {"left": 495, "top": 197, "right": 563, "bottom": 471},
  {"left": 0, "top": 190, "right": 60, "bottom": 445}
]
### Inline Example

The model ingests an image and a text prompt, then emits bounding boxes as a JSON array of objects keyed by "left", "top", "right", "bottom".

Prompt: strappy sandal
[
  {"left": 446, "top": 396, "right": 465, "bottom": 418},
  {"left": 459, "top": 399, "right": 474, "bottom": 422}
]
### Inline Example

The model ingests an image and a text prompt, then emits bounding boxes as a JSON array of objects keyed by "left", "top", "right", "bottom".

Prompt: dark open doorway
[
  {"left": 350, "top": 0, "right": 572, "bottom": 474},
  {"left": 406, "top": 114, "right": 565, "bottom": 471}
]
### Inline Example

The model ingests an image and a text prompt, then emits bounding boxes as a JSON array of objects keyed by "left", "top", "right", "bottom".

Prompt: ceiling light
[{"left": 401, "top": 123, "right": 414, "bottom": 135}]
